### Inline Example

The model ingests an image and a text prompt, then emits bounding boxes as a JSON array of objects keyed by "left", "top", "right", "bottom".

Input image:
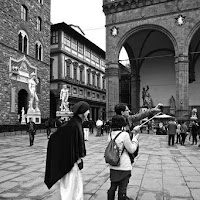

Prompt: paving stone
[{"left": 0, "top": 132, "right": 200, "bottom": 200}]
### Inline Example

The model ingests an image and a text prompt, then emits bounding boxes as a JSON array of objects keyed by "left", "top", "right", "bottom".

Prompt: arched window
[
  {"left": 37, "top": 17, "right": 42, "bottom": 31},
  {"left": 18, "top": 30, "right": 29, "bottom": 54},
  {"left": 18, "top": 33, "right": 23, "bottom": 52},
  {"left": 21, "top": 5, "right": 28, "bottom": 21},
  {"left": 35, "top": 41, "right": 43, "bottom": 61},
  {"left": 38, "top": 0, "right": 43, "bottom": 5},
  {"left": 24, "top": 36, "right": 27, "bottom": 54}
]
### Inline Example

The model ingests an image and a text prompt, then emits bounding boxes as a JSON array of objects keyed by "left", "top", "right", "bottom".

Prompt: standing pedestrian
[
  {"left": 27, "top": 118, "right": 36, "bottom": 146},
  {"left": 167, "top": 118, "right": 177, "bottom": 146},
  {"left": 88, "top": 118, "right": 94, "bottom": 134},
  {"left": 107, "top": 114, "right": 139, "bottom": 200},
  {"left": 191, "top": 120, "right": 199, "bottom": 145},
  {"left": 45, "top": 118, "right": 51, "bottom": 139},
  {"left": 83, "top": 120, "right": 90, "bottom": 141},
  {"left": 180, "top": 121, "right": 188, "bottom": 145},
  {"left": 44, "top": 101, "right": 90, "bottom": 200},
  {"left": 55, "top": 117, "right": 62, "bottom": 130},
  {"left": 176, "top": 121, "right": 181, "bottom": 144},
  {"left": 96, "top": 118, "right": 103, "bottom": 137}
]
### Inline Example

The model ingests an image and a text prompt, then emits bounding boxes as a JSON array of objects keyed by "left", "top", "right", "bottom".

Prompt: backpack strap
[
  {"left": 110, "top": 131, "right": 122, "bottom": 141},
  {"left": 110, "top": 131, "right": 125, "bottom": 156}
]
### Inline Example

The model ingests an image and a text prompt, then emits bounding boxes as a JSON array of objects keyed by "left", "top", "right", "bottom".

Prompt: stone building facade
[
  {"left": 50, "top": 23, "right": 106, "bottom": 121},
  {"left": 103, "top": 0, "right": 200, "bottom": 120},
  {"left": 0, "top": 0, "right": 51, "bottom": 125}
]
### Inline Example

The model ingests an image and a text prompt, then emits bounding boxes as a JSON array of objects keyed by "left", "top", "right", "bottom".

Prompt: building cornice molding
[{"left": 103, "top": 0, "right": 175, "bottom": 15}]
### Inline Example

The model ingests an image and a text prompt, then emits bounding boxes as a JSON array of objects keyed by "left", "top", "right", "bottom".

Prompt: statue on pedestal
[
  {"left": 21, "top": 107, "right": 26, "bottom": 124},
  {"left": 191, "top": 108, "right": 198, "bottom": 120},
  {"left": 142, "top": 85, "right": 153, "bottom": 108},
  {"left": 28, "top": 72, "right": 39, "bottom": 112},
  {"left": 60, "top": 84, "right": 69, "bottom": 112}
]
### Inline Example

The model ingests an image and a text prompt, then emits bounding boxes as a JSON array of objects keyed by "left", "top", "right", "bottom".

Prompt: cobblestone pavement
[{"left": 0, "top": 131, "right": 200, "bottom": 200}]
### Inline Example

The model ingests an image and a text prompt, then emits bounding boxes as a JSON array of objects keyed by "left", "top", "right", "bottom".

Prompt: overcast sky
[{"left": 51, "top": 0, "right": 106, "bottom": 51}]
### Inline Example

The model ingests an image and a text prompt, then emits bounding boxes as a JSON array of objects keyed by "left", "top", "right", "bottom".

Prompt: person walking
[
  {"left": 88, "top": 118, "right": 94, "bottom": 134},
  {"left": 107, "top": 114, "right": 139, "bottom": 200},
  {"left": 27, "top": 118, "right": 36, "bottom": 146},
  {"left": 44, "top": 101, "right": 90, "bottom": 200},
  {"left": 176, "top": 121, "right": 181, "bottom": 144},
  {"left": 45, "top": 118, "right": 51, "bottom": 139},
  {"left": 96, "top": 118, "right": 103, "bottom": 137},
  {"left": 180, "top": 121, "right": 188, "bottom": 145},
  {"left": 83, "top": 120, "right": 90, "bottom": 141},
  {"left": 191, "top": 121, "right": 199, "bottom": 145},
  {"left": 167, "top": 118, "right": 177, "bottom": 146}
]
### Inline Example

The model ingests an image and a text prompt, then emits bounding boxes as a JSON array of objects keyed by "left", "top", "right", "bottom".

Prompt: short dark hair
[
  {"left": 111, "top": 114, "right": 126, "bottom": 129},
  {"left": 114, "top": 103, "right": 127, "bottom": 115}
]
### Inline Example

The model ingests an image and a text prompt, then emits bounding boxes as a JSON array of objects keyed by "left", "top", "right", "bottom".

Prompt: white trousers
[
  {"left": 60, "top": 163, "right": 83, "bottom": 200},
  {"left": 84, "top": 128, "right": 89, "bottom": 141}
]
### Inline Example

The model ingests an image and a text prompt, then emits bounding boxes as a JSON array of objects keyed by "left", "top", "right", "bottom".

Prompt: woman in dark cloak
[{"left": 44, "top": 101, "right": 90, "bottom": 199}]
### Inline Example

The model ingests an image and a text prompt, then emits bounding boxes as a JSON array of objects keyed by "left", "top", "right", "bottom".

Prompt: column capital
[
  {"left": 174, "top": 54, "right": 189, "bottom": 64},
  {"left": 105, "top": 67, "right": 119, "bottom": 77}
]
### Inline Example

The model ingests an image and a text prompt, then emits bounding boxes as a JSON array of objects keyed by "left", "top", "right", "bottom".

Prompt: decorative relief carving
[{"left": 103, "top": 0, "right": 175, "bottom": 15}]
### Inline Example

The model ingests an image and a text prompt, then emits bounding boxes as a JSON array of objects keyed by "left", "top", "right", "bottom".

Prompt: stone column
[
  {"left": 175, "top": 54, "right": 189, "bottom": 120},
  {"left": 106, "top": 64, "right": 120, "bottom": 119},
  {"left": 130, "top": 74, "right": 140, "bottom": 113},
  {"left": 11, "top": 87, "right": 16, "bottom": 112}
]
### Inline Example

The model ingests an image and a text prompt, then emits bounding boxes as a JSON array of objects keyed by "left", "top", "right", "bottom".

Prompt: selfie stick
[{"left": 139, "top": 112, "right": 162, "bottom": 128}]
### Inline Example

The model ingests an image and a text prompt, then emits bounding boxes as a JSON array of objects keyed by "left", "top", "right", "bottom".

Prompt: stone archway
[
  {"left": 118, "top": 27, "right": 176, "bottom": 113},
  {"left": 187, "top": 23, "right": 200, "bottom": 117},
  {"left": 18, "top": 89, "right": 28, "bottom": 119}
]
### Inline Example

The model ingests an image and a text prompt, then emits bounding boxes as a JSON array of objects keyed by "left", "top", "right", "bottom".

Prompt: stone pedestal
[
  {"left": 56, "top": 110, "right": 73, "bottom": 122},
  {"left": 26, "top": 109, "right": 41, "bottom": 124}
]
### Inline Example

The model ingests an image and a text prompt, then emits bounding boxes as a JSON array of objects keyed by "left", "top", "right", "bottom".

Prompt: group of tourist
[
  {"left": 167, "top": 118, "right": 200, "bottom": 147},
  {"left": 44, "top": 100, "right": 163, "bottom": 200}
]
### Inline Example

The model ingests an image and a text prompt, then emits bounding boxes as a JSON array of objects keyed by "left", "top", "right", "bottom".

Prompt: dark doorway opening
[{"left": 18, "top": 89, "right": 28, "bottom": 116}]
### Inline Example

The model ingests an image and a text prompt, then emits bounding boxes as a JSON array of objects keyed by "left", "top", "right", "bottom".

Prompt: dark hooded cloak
[{"left": 44, "top": 101, "right": 90, "bottom": 189}]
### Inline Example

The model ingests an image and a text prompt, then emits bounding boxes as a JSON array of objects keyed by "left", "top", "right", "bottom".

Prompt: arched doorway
[
  {"left": 118, "top": 28, "right": 175, "bottom": 113},
  {"left": 50, "top": 92, "right": 57, "bottom": 118},
  {"left": 18, "top": 89, "right": 28, "bottom": 118},
  {"left": 188, "top": 25, "right": 200, "bottom": 117}
]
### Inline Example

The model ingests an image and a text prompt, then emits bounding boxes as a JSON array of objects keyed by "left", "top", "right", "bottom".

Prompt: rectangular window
[
  {"left": 80, "top": 69, "right": 83, "bottom": 82},
  {"left": 64, "top": 33, "right": 70, "bottom": 47},
  {"left": 21, "top": 5, "right": 27, "bottom": 21},
  {"left": 51, "top": 31, "right": 58, "bottom": 44},
  {"left": 92, "top": 74, "right": 95, "bottom": 86},
  {"left": 71, "top": 38, "right": 77, "bottom": 51},
  {"left": 67, "top": 64, "right": 70, "bottom": 77},
  {"left": 37, "top": 17, "right": 42, "bottom": 31},
  {"left": 85, "top": 48, "right": 90, "bottom": 58},
  {"left": 74, "top": 67, "right": 77, "bottom": 80},
  {"left": 97, "top": 76, "right": 100, "bottom": 88},
  {"left": 87, "top": 72, "right": 90, "bottom": 84},
  {"left": 78, "top": 43, "right": 83, "bottom": 54}
]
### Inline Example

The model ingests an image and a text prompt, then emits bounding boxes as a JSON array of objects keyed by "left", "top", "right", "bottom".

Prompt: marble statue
[
  {"left": 21, "top": 107, "right": 26, "bottom": 124},
  {"left": 60, "top": 84, "right": 69, "bottom": 111},
  {"left": 28, "top": 72, "right": 39, "bottom": 111}
]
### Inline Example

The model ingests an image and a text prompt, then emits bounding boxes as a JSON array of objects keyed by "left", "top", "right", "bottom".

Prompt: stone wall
[{"left": 0, "top": 0, "right": 50, "bottom": 125}]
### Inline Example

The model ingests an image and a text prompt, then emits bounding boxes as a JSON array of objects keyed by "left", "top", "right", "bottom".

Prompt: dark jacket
[
  {"left": 44, "top": 115, "right": 86, "bottom": 189},
  {"left": 27, "top": 121, "right": 36, "bottom": 134}
]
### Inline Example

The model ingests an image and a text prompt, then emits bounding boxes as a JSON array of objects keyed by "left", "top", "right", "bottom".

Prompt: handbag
[
  {"left": 77, "top": 159, "right": 83, "bottom": 170},
  {"left": 128, "top": 145, "right": 139, "bottom": 163}
]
